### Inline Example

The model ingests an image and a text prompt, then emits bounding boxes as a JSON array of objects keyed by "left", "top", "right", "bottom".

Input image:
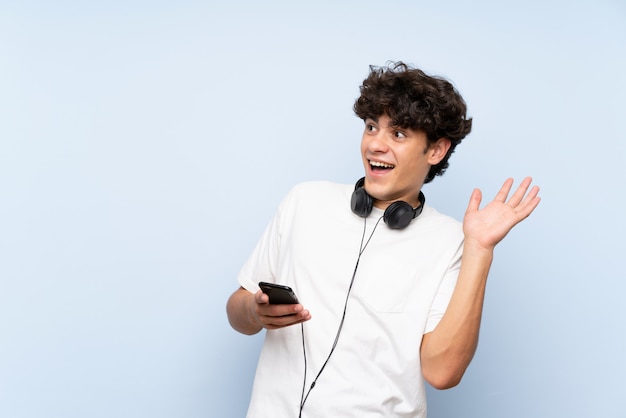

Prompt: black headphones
[{"left": 350, "top": 177, "right": 425, "bottom": 230}]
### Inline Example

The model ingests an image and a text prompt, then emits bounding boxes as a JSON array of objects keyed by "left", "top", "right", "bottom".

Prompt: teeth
[{"left": 370, "top": 160, "right": 394, "bottom": 168}]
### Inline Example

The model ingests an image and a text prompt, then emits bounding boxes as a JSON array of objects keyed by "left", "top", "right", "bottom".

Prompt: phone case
[{"left": 259, "top": 282, "right": 299, "bottom": 304}]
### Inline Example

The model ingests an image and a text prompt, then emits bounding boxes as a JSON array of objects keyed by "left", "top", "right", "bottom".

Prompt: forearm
[
  {"left": 226, "top": 287, "right": 263, "bottom": 335},
  {"left": 421, "top": 177, "right": 540, "bottom": 388},
  {"left": 421, "top": 240, "right": 493, "bottom": 389}
]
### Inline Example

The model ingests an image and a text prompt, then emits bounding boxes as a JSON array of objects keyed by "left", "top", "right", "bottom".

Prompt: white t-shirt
[{"left": 237, "top": 181, "right": 464, "bottom": 418}]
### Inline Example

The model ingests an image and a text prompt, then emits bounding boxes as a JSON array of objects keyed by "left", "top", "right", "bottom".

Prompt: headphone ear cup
[
  {"left": 383, "top": 201, "right": 415, "bottom": 230},
  {"left": 351, "top": 187, "right": 373, "bottom": 218}
]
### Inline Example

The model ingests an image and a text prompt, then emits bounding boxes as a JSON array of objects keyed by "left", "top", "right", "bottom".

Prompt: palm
[{"left": 463, "top": 177, "right": 541, "bottom": 250}]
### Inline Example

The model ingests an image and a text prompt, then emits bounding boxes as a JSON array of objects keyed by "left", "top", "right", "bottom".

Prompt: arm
[
  {"left": 226, "top": 286, "right": 312, "bottom": 335},
  {"left": 420, "top": 177, "right": 541, "bottom": 389}
]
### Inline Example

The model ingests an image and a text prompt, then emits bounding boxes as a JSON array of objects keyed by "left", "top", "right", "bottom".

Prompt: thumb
[{"left": 466, "top": 188, "right": 482, "bottom": 214}]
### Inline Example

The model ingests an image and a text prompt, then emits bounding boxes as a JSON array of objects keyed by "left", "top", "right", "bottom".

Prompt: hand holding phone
[
  {"left": 259, "top": 282, "right": 299, "bottom": 304},
  {"left": 255, "top": 282, "right": 310, "bottom": 329}
]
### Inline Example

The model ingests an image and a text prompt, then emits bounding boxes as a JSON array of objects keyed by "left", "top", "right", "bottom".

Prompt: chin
[{"left": 364, "top": 184, "right": 391, "bottom": 203}]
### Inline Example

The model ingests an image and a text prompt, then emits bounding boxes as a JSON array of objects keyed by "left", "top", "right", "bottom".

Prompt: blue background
[{"left": 1, "top": 1, "right": 625, "bottom": 417}]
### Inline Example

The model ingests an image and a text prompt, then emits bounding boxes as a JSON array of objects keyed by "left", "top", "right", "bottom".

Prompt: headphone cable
[{"left": 298, "top": 215, "right": 383, "bottom": 416}]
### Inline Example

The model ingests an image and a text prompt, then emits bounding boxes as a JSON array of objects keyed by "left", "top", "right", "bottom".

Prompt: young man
[{"left": 227, "top": 62, "right": 540, "bottom": 417}]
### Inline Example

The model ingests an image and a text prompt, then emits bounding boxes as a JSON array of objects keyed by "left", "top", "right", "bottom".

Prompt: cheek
[
  {"left": 399, "top": 149, "right": 428, "bottom": 176},
  {"left": 360, "top": 137, "right": 368, "bottom": 156}
]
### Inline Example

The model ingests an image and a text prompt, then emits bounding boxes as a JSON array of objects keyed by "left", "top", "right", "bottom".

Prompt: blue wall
[{"left": 1, "top": 1, "right": 625, "bottom": 417}]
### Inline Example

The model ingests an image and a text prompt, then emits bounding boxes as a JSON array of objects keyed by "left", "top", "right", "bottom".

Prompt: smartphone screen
[{"left": 259, "top": 282, "right": 299, "bottom": 304}]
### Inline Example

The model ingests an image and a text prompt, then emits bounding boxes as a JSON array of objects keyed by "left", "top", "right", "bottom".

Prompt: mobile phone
[{"left": 258, "top": 282, "right": 299, "bottom": 304}]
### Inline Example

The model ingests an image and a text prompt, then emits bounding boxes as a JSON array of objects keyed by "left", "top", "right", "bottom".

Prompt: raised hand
[{"left": 463, "top": 177, "right": 541, "bottom": 251}]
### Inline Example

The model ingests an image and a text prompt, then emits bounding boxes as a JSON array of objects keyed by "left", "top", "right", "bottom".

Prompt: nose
[{"left": 364, "top": 130, "right": 389, "bottom": 153}]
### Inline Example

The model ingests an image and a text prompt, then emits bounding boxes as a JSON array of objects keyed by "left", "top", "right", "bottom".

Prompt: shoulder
[
  {"left": 420, "top": 205, "right": 461, "bottom": 226},
  {"left": 288, "top": 180, "right": 352, "bottom": 196},
  {"left": 270, "top": 180, "right": 356, "bottom": 235},
  {"left": 283, "top": 181, "right": 352, "bottom": 207},
  {"left": 416, "top": 205, "right": 463, "bottom": 237}
]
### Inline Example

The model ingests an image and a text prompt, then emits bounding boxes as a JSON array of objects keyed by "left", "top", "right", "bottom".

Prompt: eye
[
  {"left": 394, "top": 130, "right": 406, "bottom": 139},
  {"left": 364, "top": 121, "right": 378, "bottom": 132}
]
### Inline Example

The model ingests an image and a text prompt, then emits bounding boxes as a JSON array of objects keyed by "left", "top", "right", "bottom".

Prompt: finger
[
  {"left": 265, "top": 317, "right": 308, "bottom": 330},
  {"left": 263, "top": 309, "right": 311, "bottom": 329},
  {"left": 506, "top": 176, "right": 534, "bottom": 207},
  {"left": 258, "top": 301, "right": 303, "bottom": 318},
  {"left": 494, "top": 178, "right": 514, "bottom": 202},
  {"left": 519, "top": 184, "right": 540, "bottom": 206},
  {"left": 516, "top": 186, "right": 541, "bottom": 218},
  {"left": 466, "top": 188, "right": 482, "bottom": 213},
  {"left": 255, "top": 290, "right": 269, "bottom": 305}
]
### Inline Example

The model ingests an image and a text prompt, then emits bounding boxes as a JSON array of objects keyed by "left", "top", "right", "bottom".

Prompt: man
[{"left": 226, "top": 61, "right": 540, "bottom": 417}]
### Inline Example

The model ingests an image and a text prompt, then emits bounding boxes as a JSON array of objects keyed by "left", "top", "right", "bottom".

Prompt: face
[{"left": 360, "top": 114, "right": 450, "bottom": 209}]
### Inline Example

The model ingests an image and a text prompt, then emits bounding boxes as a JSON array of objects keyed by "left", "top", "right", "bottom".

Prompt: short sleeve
[{"left": 236, "top": 189, "right": 295, "bottom": 293}]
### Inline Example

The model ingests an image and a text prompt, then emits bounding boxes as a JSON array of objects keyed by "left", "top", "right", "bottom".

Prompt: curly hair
[{"left": 353, "top": 61, "right": 472, "bottom": 183}]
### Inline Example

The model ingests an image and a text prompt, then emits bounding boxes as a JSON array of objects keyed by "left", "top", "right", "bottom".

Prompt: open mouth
[{"left": 370, "top": 160, "right": 394, "bottom": 172}]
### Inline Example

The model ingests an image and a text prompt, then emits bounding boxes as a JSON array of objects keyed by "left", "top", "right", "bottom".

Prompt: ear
[{"left": 427, "top": 138, "right": 452, "bottom": 165}]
